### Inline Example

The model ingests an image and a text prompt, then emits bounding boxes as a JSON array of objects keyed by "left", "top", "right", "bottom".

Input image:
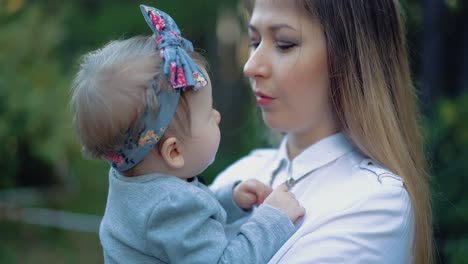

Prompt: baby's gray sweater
[{"left": 99, "top": 169, "right": 295, "bottom": 264}]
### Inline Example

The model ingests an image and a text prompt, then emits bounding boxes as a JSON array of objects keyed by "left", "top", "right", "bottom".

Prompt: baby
[{"left": 70, "top": 5, "right": 304, "bottom": 264}]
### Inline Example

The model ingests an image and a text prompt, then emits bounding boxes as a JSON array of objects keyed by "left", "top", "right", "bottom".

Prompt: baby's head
[
  {"left": 71, "top": 6, "right": 221, "bottom": 178},
  {"left": 72, "top": 36, "right": 159, "bottom": 160}
]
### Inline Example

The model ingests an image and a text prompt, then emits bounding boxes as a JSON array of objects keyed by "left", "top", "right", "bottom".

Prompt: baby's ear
[{"left": 158, "top": 137, "right": 184, "bottom": 169}]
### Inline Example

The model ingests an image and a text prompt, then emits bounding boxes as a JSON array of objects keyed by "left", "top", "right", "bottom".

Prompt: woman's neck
[{"left": 286, "top": 127, "right": 339, "bottom": 160}]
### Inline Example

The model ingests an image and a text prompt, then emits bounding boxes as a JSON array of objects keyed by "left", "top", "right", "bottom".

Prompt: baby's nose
[{"left": 213, "top": 109, "right": 221, "bottom": 125}]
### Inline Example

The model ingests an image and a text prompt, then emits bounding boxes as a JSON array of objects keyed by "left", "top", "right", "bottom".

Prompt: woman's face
[{"left": 244, "top": 0, "right": 337, "bottom": 142}]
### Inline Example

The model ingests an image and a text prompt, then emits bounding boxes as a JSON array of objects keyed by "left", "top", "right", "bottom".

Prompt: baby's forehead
[{"left": 186, "top": 83, "right": 212, "bottom": 105}]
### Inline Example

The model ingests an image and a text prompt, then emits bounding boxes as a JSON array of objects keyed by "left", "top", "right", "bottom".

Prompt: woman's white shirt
[{"left": 211, "top": 133, "right": 414, "bottom": 263}]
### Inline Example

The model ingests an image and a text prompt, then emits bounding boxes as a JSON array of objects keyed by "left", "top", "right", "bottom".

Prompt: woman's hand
[{"left": 233, "top": 179, "right": 273, "bottom": 210}]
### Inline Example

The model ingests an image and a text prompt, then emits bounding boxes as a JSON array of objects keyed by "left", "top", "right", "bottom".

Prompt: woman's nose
[
  {"left": 213, "top": 109, "right": 221, "bottom": 125},
  {"left": 243, "top": 46, "right": 271, "bottom": 79}
]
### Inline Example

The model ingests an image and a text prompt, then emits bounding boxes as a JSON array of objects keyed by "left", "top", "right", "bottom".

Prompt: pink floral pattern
[
  {"left": 169, "top": 31, "right": 179, "bottom": 39},
  {"left": 169, "top": 62, "right": 177, "bottom": 87},
  {"left": 156, "top": 36, "right": 163, "bottom": 45},
  {"left": 167, "top": 62, "right": 187, "bottom": 88},
  {"left": 149, "top": 12, "right": 165, "bottom": 32},
  {"left": 105, "top": 153, "right": 124, "bottom": 167},
  {"left": 176, "top": 68, "right": 187, "bottom": 87},
  {"left": 139, "top": 130, "right": 160, "bottom": 147},
  {"left": 193, "top": 71, "right": 207, "bottom": 88}
]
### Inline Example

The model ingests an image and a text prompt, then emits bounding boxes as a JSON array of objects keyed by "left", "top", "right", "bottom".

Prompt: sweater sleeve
[
  {"left": 212, "top": 180, "right": 252, "bottom": 224},
  {"left": 146, "top": 188, "right": 296, "bottom": 264}
]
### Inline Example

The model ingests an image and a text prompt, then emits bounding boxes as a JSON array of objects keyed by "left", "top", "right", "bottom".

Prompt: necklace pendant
[{"left": 284, "top": 177, "right": 296, "bottom": 190}]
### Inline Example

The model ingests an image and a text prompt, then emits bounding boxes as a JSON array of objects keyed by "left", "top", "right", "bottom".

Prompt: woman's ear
[{"left": 158, "top": 137, "right": 184, "bottom": 169}]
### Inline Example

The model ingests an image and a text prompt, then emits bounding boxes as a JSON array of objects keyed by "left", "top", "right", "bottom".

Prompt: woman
[{"left": 211, "top": 0, "right": 433, "bottom": 263}]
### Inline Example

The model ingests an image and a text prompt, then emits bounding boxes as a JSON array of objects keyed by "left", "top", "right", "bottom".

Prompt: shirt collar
[{"left": 270, "top": 132, "right": 354, "bottom": 182}]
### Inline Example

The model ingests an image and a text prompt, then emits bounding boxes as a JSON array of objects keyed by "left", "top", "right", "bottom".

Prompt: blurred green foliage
[
  {"left": 428, "top": 96, "right": 468, "bottom": 263},
  {"left": 0, "top": 3, "right": 75, "bottom": 189},
  {"left": 0, "top": 0, "right": 466, "bottom": 263}
]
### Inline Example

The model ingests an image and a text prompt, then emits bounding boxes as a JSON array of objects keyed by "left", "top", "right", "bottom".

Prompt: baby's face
[{"left": 181, "top": 70, "right": 221, "bottom": 176}]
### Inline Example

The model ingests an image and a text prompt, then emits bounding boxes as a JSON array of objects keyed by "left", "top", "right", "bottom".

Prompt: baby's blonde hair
[{"left": 71, "top": 36, "right": 206, "bottom": 160}]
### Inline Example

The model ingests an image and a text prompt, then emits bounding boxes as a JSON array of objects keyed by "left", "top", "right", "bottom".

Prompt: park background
[{"left": 0, "top": 0, "right": 466, "bottom": 263}]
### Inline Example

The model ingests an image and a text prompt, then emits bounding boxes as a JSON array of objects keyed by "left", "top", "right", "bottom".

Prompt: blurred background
[{"left": 0, "top": 0, "right": 466, "bottom": 263}]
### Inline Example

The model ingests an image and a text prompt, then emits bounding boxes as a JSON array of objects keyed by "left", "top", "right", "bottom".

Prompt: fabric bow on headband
[
  {"left": 105, "top": 5, "right": 208, "bottom": 171},
  {"left": 141, "top": 4, "right": 207, "bottom": 89}
]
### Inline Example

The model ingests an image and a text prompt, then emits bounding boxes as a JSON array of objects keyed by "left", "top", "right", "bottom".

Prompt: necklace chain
[{"left": 270, "top": 159, "right": 316, "bottom": 190}]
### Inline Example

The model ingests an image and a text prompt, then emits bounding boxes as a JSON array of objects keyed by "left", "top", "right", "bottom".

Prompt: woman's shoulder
[
  {"left": 337, "top": 151, "right": 404, "bottom": 189},
  {"left": 302, "top": 152, "right": 410, "bottom": 217},
  {"left": 315, "top": 152, "right": 410, "bottom": 217},
  {"left": 350, "top": 157, "right": 409, "bottom": 210},
  {"left": 348, "top": 153, "right": 405, "bottom": 190},
  {"left": 273, "top": 155, "right": 414, "bottom": 264},
  {"left": 243, "top": 148, "right": 278, "bottom": 159},
  {"left": 356, "top": 158, "right": 404, "bottom": 187}
]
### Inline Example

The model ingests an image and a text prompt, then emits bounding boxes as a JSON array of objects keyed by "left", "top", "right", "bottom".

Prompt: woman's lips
[{"left": 255, "top": 91, "right": 275, "bottom": 106}]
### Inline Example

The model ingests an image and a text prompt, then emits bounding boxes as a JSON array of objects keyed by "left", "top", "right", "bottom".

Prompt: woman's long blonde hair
[
  {"left": 304, "top": 1, "right": 433, "bottom": 263},
  {"left": 246, "top": 0, "right": 433, "bottom": 263}
]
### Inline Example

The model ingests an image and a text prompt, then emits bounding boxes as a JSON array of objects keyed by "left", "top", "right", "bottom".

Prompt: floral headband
[{"left": 105, "top": 5, "right": 208, "bottom": 171}]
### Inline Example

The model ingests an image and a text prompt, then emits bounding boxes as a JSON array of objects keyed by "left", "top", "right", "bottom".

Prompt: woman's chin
[{"left": 262, "top": 115, "right": 287, "bottom": 132}]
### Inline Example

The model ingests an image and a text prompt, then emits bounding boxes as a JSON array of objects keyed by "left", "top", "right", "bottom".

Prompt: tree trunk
[
  {"left": 422, "top": 0, "right": 446, "bottom": 117},
  {"left": 460, "top": 1, "right": 468, "bottom": 94}
]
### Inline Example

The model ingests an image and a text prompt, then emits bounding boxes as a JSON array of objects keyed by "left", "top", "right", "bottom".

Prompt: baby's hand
[
  {"left": 233, "top": 179, "right": 273, "bottom": 210},
  {"left": 264, "top": 184, "right": 305, "bottom": 224}
]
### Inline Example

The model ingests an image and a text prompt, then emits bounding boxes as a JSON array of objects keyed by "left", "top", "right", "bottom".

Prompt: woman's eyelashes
[
  {"left": 248, "top": 38, "right": 297, "bottom": 52},
  {"left": 248, "top": 39, "right": 260, "bottom": 49},
  {"left": 276, "top": 41, "right": 297, "bottom": 51}
]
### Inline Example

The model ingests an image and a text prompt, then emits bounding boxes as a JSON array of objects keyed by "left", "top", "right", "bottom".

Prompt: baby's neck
[{"left": 125, "top": 159, "right": 191, "bottom": 181}]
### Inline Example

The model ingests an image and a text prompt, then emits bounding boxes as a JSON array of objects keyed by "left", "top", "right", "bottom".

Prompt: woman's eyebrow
[
  {"left": 248, "top": 23, "right": 298, "bottom": 34},
  {"left": 248, "top": 24, "right": 259, "bottom": 34}
]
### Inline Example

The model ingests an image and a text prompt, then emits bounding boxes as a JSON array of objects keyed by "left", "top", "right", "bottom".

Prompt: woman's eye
[
  {"left": 249, "top": 40, "right": 260, "bottom": 49},
  {"left": 276, "top": 42, "right": 297, "bottom": 51}
]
